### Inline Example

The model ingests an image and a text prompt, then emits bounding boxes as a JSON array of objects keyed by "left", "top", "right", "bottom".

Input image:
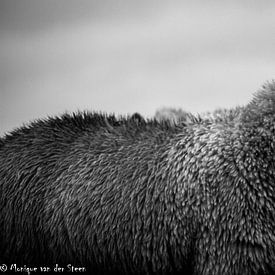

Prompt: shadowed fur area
[{"left": 0, "top": 81, "right": 275, "bottom": 274}]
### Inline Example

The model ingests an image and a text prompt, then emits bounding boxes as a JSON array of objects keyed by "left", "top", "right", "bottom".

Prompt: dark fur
[
  {"left": 131, "top": 112, "right": 146, "bottom": 124},
  {"left": 1, "top": 82, "right": 275, "bottom": 274}
]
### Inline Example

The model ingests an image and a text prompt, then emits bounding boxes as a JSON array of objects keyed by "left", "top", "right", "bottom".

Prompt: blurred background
[{"left": 1, "top": 0, "right": 275, "bottom": 135}]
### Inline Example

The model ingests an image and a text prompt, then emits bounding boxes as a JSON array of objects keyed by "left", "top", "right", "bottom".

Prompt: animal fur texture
[{"left": 0, "top": 82, "right": 275, "bottom": 275}]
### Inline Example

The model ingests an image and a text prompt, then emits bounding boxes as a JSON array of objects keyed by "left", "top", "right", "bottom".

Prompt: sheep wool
[{"left": 0, "top": 81, "right": 275, "bottom": 275}]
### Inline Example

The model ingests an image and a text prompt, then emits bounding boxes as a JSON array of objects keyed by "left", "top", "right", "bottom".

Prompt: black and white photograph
[{"left": 1, "top": 0, "right": 275, "bottom": 274}]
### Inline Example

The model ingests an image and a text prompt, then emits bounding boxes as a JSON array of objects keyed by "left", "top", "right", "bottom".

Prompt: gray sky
[{"left": 1, "top": 0, "right": 275, "bottom": 135}]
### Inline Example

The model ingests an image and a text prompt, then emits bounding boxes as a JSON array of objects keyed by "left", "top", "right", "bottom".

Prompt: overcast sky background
[{"left": 1, "top": 0, "right": 275, "bottom": 135}]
